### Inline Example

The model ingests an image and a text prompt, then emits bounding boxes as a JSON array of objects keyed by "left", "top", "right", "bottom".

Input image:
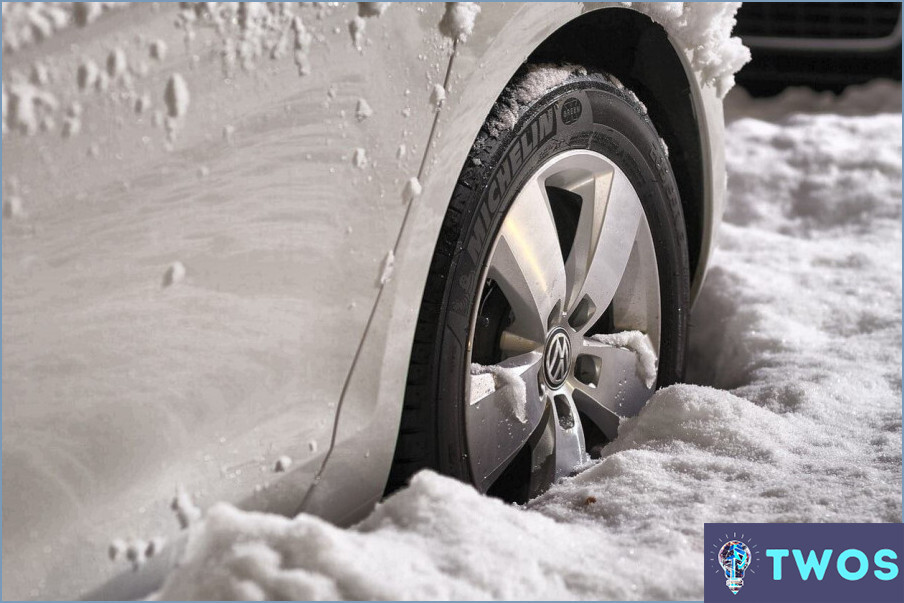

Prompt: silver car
[{"left": 2, "top": 2, "right": 728, "bottom": 599}]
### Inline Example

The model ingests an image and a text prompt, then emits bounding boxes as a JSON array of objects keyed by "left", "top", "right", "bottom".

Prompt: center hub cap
[{"left": 543, "top": 327, "right": 571, "bottom": 388}]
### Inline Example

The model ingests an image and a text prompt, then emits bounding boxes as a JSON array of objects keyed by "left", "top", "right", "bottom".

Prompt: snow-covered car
[{"left": 1, "top": 2, "right": 747, "bottom": 599}]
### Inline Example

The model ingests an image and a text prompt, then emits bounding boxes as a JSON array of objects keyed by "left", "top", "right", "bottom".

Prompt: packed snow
[
  {"left": 470, "top": 361, "right": 531, "bottom": 424},
  {"left": 402, "top": 176, "right": 422, "bottom": 204},
  {"left": 2, "top": 194, "right": 25, "bottom": 219},
  {"left": 590, "top": 331, "right": 658, "bottom": 389},
  {"left": 163, "top": 73, "right": 190, "bottom": 119},
  {"left": 355, "top": 97, "right": 374, "bottom": 121},
  {"left": 145, "top": 538, "right": 166, "bottom": 561},
  {"left": 148, "top": 39, "right": 167, "bottom": 62},
  {"left": 170, "top": 487, "right": 203, "bottom": 531},
  {"left": 358, "top": 3, "right": 392, "bottom": 19},
  {"left": 626, "top": 2, "right": 750, "bottom": 97},
  {"left": 1, "top": 2, "right": 124, "bottom": 53},
  {"left": 438, "top": 2, "right": 481, "bottom": 42},
  {"left": 274, "top": 456, "right": 293, "bottom": 473},
  {"left": 349, "top": 16, "right": 366, "bottom": 51},
  {"left": 153, "top": 82, "right": 902, "bottom": 600},
  {"left": 485, "top": 63, "right": 587, "bottom": 136},
  {"left": 352, "top": 147, "right": 368, "bottom": 169},
  {"left": 430, "top": 83, "right": 446, "bottom": 108},
  {"left": 379, "top": 250, "right": 396, "bottom": 286},
  {"left": 124, "top": 540, "right": 148, "bottom": 571},
  {"left": 292, "top": 14, "right": 313, "bottom": 76},
  {"left": 106, "top": 48, "right": 128, "bottom": 81},
  {"left": 76, "top": 58, "right": 100, "bottom": 92},
  {"left": 107, "top": 539, "right": 127, "bottom": 562},
  {"left": 133, "top": 93, "right": 151, "bottom": 116},
  {"left": 161, "top": 261, "right": 187, "bottom": 288},
  {"left": 6, "top": 81, "right": 59, "bottom": 135}
]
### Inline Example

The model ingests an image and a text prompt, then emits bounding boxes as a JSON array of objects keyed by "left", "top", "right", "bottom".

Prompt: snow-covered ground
[{"left": 152, "top": 83, "right": 903, "bottom": 600}]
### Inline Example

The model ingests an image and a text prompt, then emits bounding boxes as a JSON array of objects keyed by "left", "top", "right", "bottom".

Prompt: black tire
[{"left": 387, "top": 65, "right": 689, "bottom": 496}]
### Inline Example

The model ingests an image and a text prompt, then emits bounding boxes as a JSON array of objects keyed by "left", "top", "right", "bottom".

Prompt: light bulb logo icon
[{"left": 718, "top": 540, "right": 751, "bottom": 595}]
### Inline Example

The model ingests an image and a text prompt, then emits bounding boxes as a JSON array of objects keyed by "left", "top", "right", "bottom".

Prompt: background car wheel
[{"left": 388, "top": 65, "right": 690, "bottom": 503}]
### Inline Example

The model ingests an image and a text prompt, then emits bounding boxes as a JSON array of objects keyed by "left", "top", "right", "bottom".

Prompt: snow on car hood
[{"left": 151, "top": 81, "right": 903, "bottom": 600}]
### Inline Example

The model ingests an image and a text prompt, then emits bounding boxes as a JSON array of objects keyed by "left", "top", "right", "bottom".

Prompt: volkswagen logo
[{"left": 543, "top": 327, "right": 571, "bottom": 388}]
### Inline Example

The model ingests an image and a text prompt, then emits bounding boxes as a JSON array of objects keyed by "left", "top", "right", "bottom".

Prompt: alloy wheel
[{"left": 465, "top": 149, "right": 661, "bottom": 501}]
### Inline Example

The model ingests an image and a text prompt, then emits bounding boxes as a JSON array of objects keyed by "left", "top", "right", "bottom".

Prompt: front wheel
[{"left": 389, "top": 66, "right": 690, "bottom": 503}]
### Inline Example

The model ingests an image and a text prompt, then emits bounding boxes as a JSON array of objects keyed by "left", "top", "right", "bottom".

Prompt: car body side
[
  {"left": 0, "top": 2, "right": 724, "bottom": 600},
  {"left": 3, "top": 3, "right": 450, "bottom": 599},
  {"left": 300, "top": 2, "right": 726, "bottom": 525}
]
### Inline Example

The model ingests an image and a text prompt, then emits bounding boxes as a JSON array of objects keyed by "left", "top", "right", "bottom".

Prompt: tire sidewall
[{"left": 434, "top": 76, "right": 690, "bottom": 482}]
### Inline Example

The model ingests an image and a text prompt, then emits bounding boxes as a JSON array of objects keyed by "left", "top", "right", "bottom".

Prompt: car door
[{"left": 1, "top": 3, "right": 450, "bottom": 599}]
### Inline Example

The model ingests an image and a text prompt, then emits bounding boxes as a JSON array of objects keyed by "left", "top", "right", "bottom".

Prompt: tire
[{"left": 387, "top": 65, "right": 689, "bottom": 502}]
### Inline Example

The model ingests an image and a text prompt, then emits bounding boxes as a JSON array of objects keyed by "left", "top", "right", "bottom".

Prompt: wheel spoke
[
  {"left": 488, "top": 178, "right": 567, "bottom": 341},
  {"left": 527, "top": 401, "right": 557, "bottom": 500},
  {"left": 466, "top": 351, "right": 546, "bottom": 492},
  {"left": 567, "top": 169, "right": 643, "bottom": 332},
  {"left": 563, "top": 167, "right": 612, "bottom": 309},
  {"left": 499, "top": 330, "right": 538, "bottom": 356},
  {"left": 569, "top": 337, "right": 656, "bottom": 439},
  {"left": 551, "top": 392, "right": 586, "bottom": 478}
]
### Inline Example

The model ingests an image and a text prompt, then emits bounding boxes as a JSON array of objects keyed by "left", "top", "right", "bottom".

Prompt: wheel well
[{"left": 528, "top": 7, "right": 706, "bottom": 281}]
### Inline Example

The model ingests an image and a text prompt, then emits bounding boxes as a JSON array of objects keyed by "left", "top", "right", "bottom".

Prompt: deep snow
[{"left": 151, "top": 83, "right": 903, "bottom": 601}]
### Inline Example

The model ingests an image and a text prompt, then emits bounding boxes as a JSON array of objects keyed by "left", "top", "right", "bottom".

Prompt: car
[
  {"left": 1, "top": 2, "right": 733, "bottom": 599},
  {"left": 734, "top": 1, "right": 903, "bottom": 95}
]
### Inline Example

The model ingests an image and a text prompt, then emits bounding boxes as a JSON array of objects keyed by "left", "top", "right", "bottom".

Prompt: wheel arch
[{"left": 527, "top": 7, "right": 712, "bottom": 295}]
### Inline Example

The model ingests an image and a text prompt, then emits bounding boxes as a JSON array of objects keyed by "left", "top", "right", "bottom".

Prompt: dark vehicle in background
[{"left": 735, "top": 2, "right": 902, "bottom": 95}]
